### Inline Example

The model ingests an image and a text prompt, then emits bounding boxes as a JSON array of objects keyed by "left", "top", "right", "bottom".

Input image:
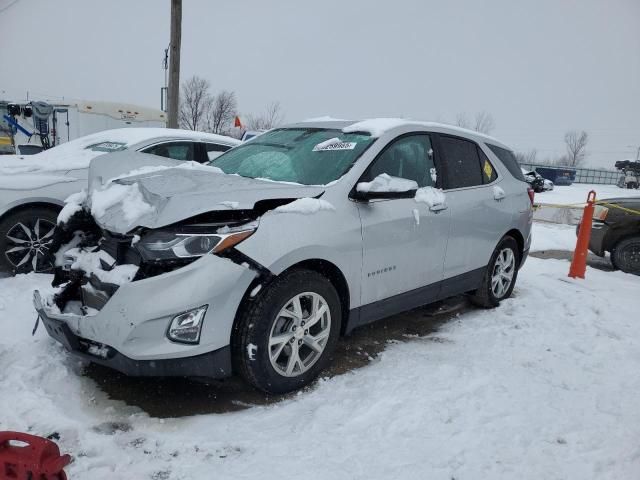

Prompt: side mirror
[{"left": 353, "top": 174, "right": 418, "bottom": 201}]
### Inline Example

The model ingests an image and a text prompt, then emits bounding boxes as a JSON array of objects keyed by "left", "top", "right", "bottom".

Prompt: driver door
[{"left": 355, "top": 134, "right": 450, "bottom": 317}]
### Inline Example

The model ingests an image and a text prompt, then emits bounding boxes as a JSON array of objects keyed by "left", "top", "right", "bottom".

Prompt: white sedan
[{"left": 0, "top": 128, "right": 240, "bottom": 273}]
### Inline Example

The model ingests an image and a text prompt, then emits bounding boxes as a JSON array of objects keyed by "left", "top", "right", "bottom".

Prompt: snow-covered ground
[
  {"left": 531, "top": 222, "right": 577, "bottom": 251},
  {"left": 535, "top": 183, "right": 640, "bottom": 205},
  {"left": 1, "top": 223, "right": 639, "bottom": 479}
]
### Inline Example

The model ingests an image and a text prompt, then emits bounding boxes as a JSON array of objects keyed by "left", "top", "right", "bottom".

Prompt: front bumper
[
  {"left": 34, "top": 290, "right": 232, "bottom": 377},
  {"left": 34, "top": 252, "right": 257, "bottom": 376}
]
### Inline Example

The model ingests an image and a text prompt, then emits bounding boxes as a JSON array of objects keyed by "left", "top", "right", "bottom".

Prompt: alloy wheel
[
  {"left": 268, "top": 292, "right": 331, "bottom": 377},
  {"left": 4, "top": 218, "right": 56, "bottom": 272},
  {"left": 491, "top": 248, "right": 515, "bottom": 298}
]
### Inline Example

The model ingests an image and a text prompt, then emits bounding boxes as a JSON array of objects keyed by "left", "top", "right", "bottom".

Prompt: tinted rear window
[
  {"left": 487, "top": 144, "right": 526, "bottom": 182},
  {"left": 439, "top": 135, "right": 484, "bottom": 189}
]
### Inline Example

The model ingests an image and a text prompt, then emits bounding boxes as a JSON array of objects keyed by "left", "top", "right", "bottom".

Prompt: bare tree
[
  {"left": 562, "top": 130, "right": 588, "bottom": 166},
  {"left": 207, "top": 90, "right": 237, "bottom": 134},
  {"left": 453, "top": 111, "right": 495, "bottom": 134},
  {"left": 455, "top": 112, "right": 470, "bottom": 129},
  {"left": 246, "top": 101, "right": 284, "bottom": 130},
  {"left": 179, "top": 75, "right": 212, "bottom": 131},
  {"left": 515, "top": 149, "right": 538, "bottom": 165},
  {"left": 473, "top": 111, "right": 495, "bottom": 135}
]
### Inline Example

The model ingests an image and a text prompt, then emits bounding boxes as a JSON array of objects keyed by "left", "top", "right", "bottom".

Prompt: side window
[
  {"left": 438, "top": 136, "right": 483, "bottom": 189},
  {"left": 486, "top": 143, "right": 526, "bottom": 182},
  {"left": 478, "top": 147, "right": 498, "bottom": 184},
  {"left": 142, "top": 141, "right": 196, "bottom": 161},
  {"left": 205, "top": 142, "right": 232, "bottom": 161},
  {"left": 364, "top": 134, "right": 436, "bottom": 188}
]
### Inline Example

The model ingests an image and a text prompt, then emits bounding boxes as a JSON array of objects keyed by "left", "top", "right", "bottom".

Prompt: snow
[
  {"left": 531, "top": 222, "right": 577, "bottom": 252},
  {"left": 493, "top": 185, "right": 506, "bottom": 199},
  {"left": 109, "top": 162, "right": 224, "bottom": 183},
  {"left": 356, "top": 173, "right": 418, "bottom": 193},
  {"left": 272, "top": 197, "right": 335, "bottom": 214},
  {"left": 302, "top": 116, "right": 349, "bottom": 122},
  {"left": 57, "top": 190, "right": 88, "bottom": 224},
  {"left": 59, "top": 247, "right": 138, "bottom": 287},
  {"left": 535, "top": 183, "right": 640, "bottom": 206},
  {"left": 342, "top": 118, "right": 506, "bottom": 145},
  {"left": 246, "top": 343, "right": 258, "bottom": 361},
  {"left": 90, "top": 183, "right": 155, "bottom": 224},
  {"left": 0, "top": 174, "right": 77, "bottom": 190},
  {"left": 0, "top": 128, "right": 238, "bottom": 175},
  {"left": 2, "top": 251, "right": 640, "bottom": 478},
  {"left": 414, "top": 186, "right": 446, "bottom": 207},
  {"left": 412, "top": 208, "right": 420, "bottom": 225},
  {"left": 342, "top": 118, "right": 408, "bottom": 137},
  {"left": 250, "top": 284, "right": 262, "bottom": 297}
]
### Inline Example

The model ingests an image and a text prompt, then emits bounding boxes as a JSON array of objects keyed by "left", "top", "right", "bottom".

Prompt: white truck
[{"left": 0, "top": 100, "right": 167, "bottom": 155}]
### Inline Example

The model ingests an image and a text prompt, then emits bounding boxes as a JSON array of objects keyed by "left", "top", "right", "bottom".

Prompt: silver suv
[{"left": 34, "top": 119, "right": 533, "bottom": 394}]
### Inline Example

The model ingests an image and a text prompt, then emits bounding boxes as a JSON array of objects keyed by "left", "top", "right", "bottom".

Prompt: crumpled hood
[{"left": 88, "top": 151, "right": 325, "bottom": 234}]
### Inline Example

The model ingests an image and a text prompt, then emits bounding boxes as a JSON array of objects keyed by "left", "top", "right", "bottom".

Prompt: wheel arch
[
  {"left": 233, "top": 257, "right": 352, "bottom": 342},
  {"left": 0, "top": 200, "right": 63, "bottom": 223},
  {"left": 504, "top": 228, "right": 525, "bottom": 264}
]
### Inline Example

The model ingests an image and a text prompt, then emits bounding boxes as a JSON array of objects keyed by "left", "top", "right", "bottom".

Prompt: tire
[
  {"left": 469, "top": 236, "right": 520, "bottom": 308},
  {"left": 611, "top": 236, "right": 640, "bottom": 275},
  {"left": 232, "top": 269, "right": 342, "bottom": 394},
  {"left": 0, "top": 207, "right": 59, "bottom": 275}
]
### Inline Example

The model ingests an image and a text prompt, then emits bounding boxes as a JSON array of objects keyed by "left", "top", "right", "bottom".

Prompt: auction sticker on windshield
[{"left": 313, "top": 141, "right": 357, "bottom": 152}]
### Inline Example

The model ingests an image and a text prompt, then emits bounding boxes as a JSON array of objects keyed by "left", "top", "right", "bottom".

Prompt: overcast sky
[{"left": 1, "top": 0, "right": 639, "bottom": 167}]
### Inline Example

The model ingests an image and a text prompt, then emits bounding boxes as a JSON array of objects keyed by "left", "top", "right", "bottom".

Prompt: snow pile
[
  {"left": 2, "top": 256, "right": 640, "bottom": 478},
  {"left": 273, "top": 197, "right": 335, "bottom": 214},
  {"left": 493, "top": 185, "right": 506, "bottom": 198},
  {"left": 357, "top": 173, "right": 418, "bottom": 193},
  {"left": 342, "top": 118, "right": 407, "bottom": 137},
  {"left": 62, "top": 247, "right": 138, "bottom": 286},
  {"left": 91, "top": 183, "right": 155, "bottom": 224},
  {"left": 57, "top": 190, "right": 88, "bottom": 224},
  {"left": 536, "top": 183, "right": 640, "bottom": 205},
  {"left": 0, "top": 174, "right": 78, "bottom": 190},
  {"left": 414, "top": 186, "right": 446, "bottom": 207},
  {"left": 109, "top": 162, "right": 224, "bottom": 183}
]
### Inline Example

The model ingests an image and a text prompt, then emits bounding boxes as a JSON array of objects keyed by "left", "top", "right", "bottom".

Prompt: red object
[
  {"left": 527, "top": 187, "right": 535, "bottom": 204},
  {"left": 234, "top": 116, "right": 242, "bottom": 128},
  {"left": 568, "top": 190, "right": 596, "bottom": 279},
  {"left": 0, "top": 431, "right": 71, "bottom": 480}
]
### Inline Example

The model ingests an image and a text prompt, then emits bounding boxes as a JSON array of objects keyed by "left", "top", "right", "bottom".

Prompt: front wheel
[
  {"left": 470, "top": 236, "right": 520, "bottom": 308},
  {"left": 611, "top": 236, "right": 640, "bottom": 275},
  {"left": 233, "top": 269, "right": 342, "bottom": 394},
  {"left": 0, "top": 207, "right": 59, "bottom": 274}
]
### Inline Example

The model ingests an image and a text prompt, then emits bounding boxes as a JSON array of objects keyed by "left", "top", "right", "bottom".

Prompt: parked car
[
  {"left": 584, "top": 197, "right": 640, "bottom": 275},
  {"left": 34, "top": 118, "right": 533, "bottom": 394},
  {"left": 0, "top": 128, "right": 240, "bottom": 274},
  {"left": 521, "top": 168, "right": 553, "bottom": 193}
]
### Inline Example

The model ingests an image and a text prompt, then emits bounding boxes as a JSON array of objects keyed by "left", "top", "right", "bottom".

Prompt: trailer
[{"left": 0, "top": 100, "right": 167, "bottom": 155}]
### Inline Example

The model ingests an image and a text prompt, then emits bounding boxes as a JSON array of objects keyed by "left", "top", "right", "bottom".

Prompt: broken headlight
[{"left": 136, "top": 226, "right": 255, "bottom": 261}]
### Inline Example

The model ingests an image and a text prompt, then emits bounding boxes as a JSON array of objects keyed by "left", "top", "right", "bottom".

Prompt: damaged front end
[{"left": 46, "top": 206, "right": 260, "bottom": 317}]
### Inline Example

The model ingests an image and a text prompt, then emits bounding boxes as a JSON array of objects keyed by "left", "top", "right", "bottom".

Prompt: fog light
[{"left": 167, "top": 305, "right": 208, "bottom": 344}]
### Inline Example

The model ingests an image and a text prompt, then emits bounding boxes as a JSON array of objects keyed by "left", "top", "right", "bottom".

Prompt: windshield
[{"left": 210, "top": 128, "right": 374, "bottom": 185}]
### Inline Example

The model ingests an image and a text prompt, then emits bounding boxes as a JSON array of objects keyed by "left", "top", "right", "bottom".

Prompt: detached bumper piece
[{"left": 33, "top": 291, "right": 232, "bottom": 379}]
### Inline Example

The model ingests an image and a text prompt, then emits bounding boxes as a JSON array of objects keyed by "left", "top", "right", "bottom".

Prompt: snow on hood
[{"left": 87, "top": 151, "right": 325, "bottom": 234}]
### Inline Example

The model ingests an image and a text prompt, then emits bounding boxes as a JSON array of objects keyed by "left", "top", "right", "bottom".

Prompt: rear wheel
[
  {"left": 611, "top": 236, "right": 640, "bottom": 275},
  {"left": 470, "top": 236, "right": 520, "bottom": 308},
  {"left": 233, "top": 269, "right": 341, "bottom": 394},
  {"left": 0, "top": 207, "right": 59, "bottom": 274}
]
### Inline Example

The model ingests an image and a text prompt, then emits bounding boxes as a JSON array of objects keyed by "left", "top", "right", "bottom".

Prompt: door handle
[{"left": 429, "top": 203, "right": 448, "bottom": 213}]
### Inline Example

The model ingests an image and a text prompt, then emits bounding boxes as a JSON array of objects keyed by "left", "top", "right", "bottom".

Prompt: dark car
[{"left": 585, "top": 197, "right": 640, "bottom": 274}]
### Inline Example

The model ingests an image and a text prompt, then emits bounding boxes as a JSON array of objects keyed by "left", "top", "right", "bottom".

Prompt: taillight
[{"left": 527, "top": 187, "right": 535, "bottom": 204}]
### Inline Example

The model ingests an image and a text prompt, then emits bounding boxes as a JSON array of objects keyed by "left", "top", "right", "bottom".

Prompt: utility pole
[{"left": 167, "top": 0, "right": 182, "bottom": 128}]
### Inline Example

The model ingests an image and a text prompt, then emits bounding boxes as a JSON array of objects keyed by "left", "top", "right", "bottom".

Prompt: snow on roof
[
  {"left": 302, "top": 116, "right": 349, "bottom": 122},
  {"left": 0, "top": 128, "right": 240, "bottom": 175},
  {"left": 341, "top": 117, "right": 509, "bottom": 147}
]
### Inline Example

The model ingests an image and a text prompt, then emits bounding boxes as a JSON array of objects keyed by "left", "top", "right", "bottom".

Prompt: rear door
[
  {"left": 356, "top": 133, "right": 450, "bottom": 309},
  {"left": 436, "top": 134, "right": 512, "bottom": 283}
]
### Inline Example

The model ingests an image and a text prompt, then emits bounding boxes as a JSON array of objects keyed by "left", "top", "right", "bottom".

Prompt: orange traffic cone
[{"left": 568, "top": 190, "right": 596, "bottom": 279}]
